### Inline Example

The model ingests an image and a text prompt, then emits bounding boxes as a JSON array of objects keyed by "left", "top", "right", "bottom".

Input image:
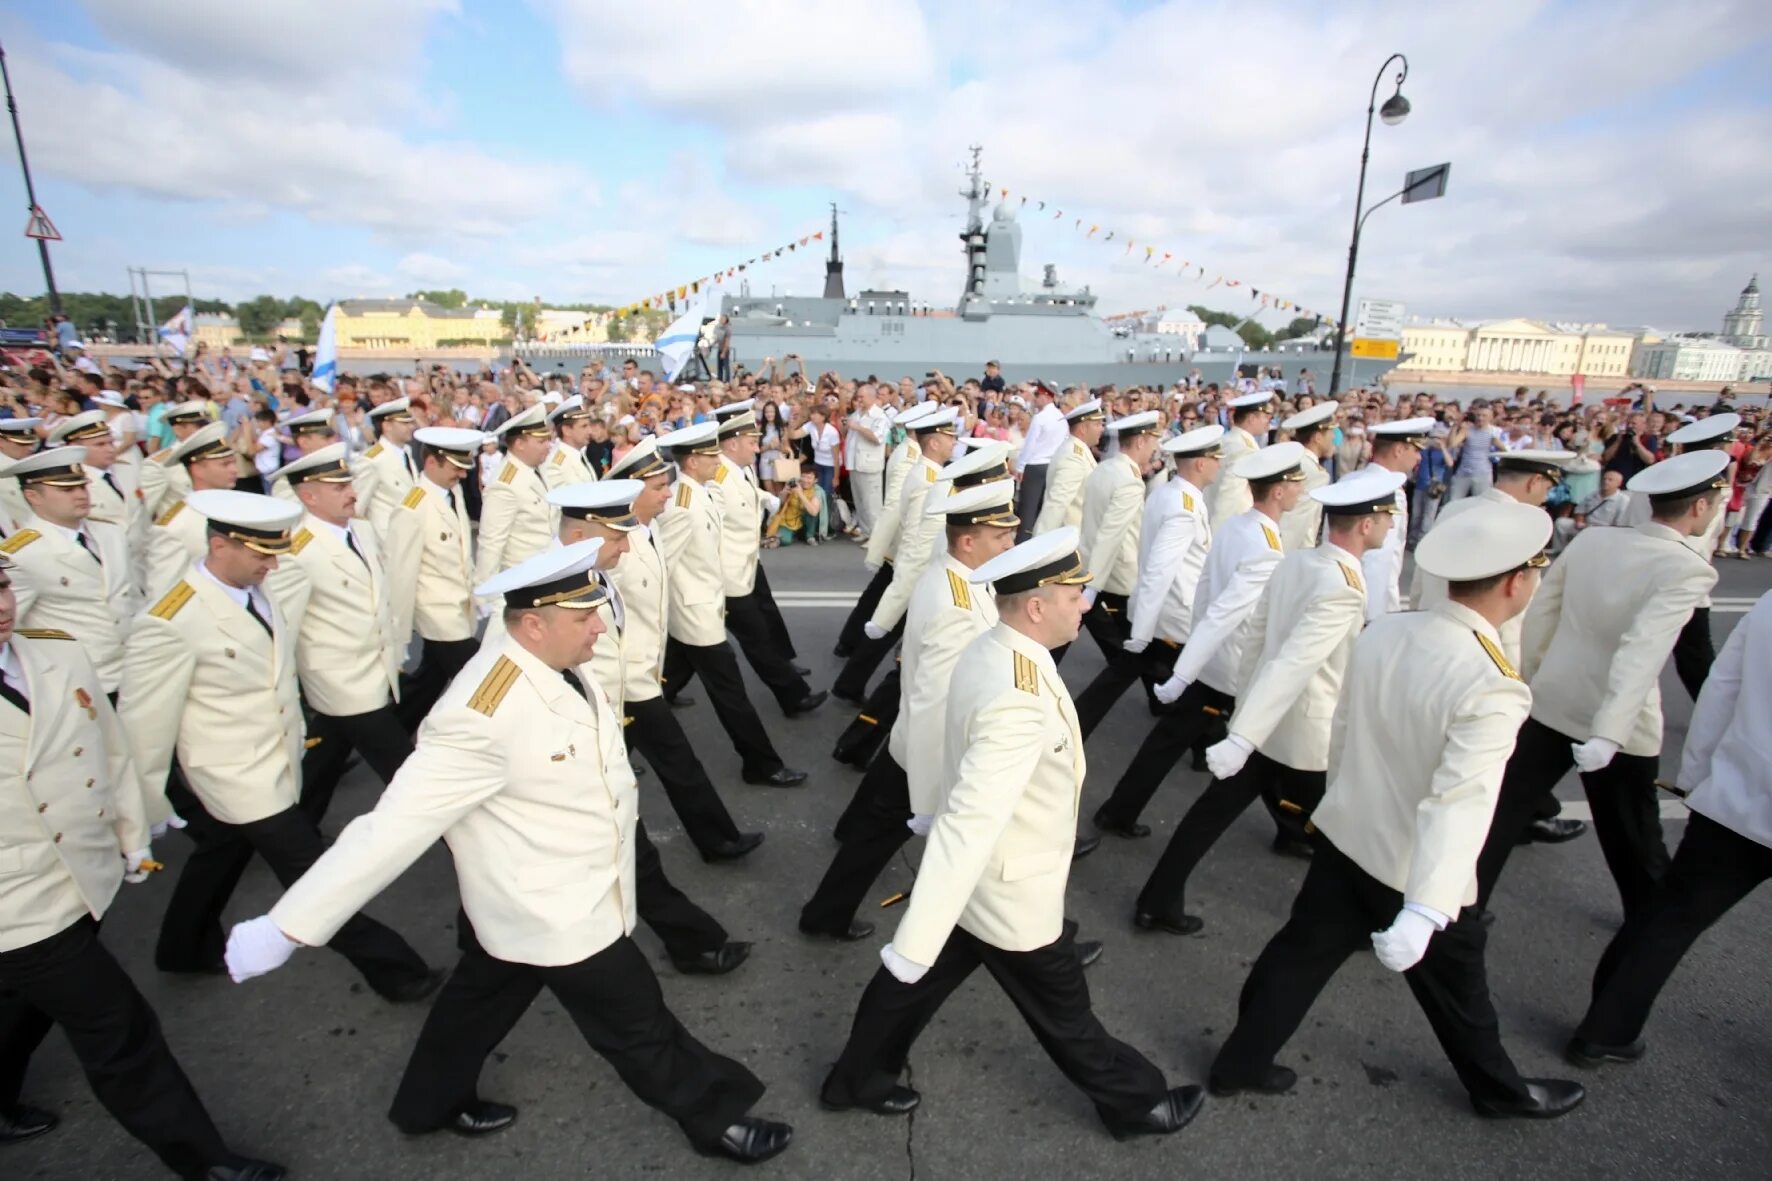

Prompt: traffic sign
[
  {"left": 23, "top": 204, "right": 59, "bottom": 241},
  {"left": 1350, "top": 338, "right": 1401, "bottom": 360},
  {"left": 1355, "top": 298, "right": 1404, "bottom": 338}
]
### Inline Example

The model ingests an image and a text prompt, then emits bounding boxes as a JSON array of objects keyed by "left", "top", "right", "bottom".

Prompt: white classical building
[
  {"left": 1399, "top": 318, "right": 1634, "bottom": 376},
  {"left": 1152, "top": 308, "right": 1206, "bottom": 350},
  {"left": 1720, "top": 274, "right": 1766, "bottom": 350},
  {"left": 1633, "top": 337, "right": 1748, "bottom": 382}
]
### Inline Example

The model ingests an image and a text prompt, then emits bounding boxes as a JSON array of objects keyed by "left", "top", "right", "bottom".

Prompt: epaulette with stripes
[
  {"left": 0, "top": 528, "right": 40, "bottom": 554},
  {"left": 712, "top": 464, "right": 729, "bottom": 484},
  {"left": 148, "top": 581, "right": 195, "bottom": 621},
  {"left": 1012, "top": 651, "right": 1039, "bottom": 696},
  {"left": 946, "top": 568, "right": 971, "bottom": 611},
  {"left": 288, "top": 528, "right": 314, "bottom": 555},
  {"left": 498, "top": 462, "right": 518, "bottom": 484},
  {"left": 469, "top": 656, "right": 521, "bottom": 716},
  {"left": 155, "top": 502, "right": 185, "bottom": 527},
  {"left": 400, "top": 487, "right": 426, "bottom": 510},
  {"left": 925, "top": 466, "right": 937, "bottom": 483},
  {"left": 364, "top": 442, "right": 384, "bottom": 459},
  {"left": 1474, "top": 632, "right": 1522, "bottom": 682},
  {"left": 674, "top": 482, "right": 694, "bottom": 509},
  {"left": 1337, "top": 562, "right": 1365, "bottom": 594},
  {"left": 15, "top": 627, "right": 73, "bottom": 640},
  {"left": 1261, "top": 523, "right": 1282, "bottom": 551},
  {"left": 550, "top": 450, "right": 566, "bottom": 466},
  {"left": 1181, "top": 491, "right": 1195, "bottom": 513}
]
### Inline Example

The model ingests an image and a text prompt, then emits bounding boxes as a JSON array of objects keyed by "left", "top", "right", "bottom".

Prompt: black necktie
[
  {"left": 0, "top": 675, "right": 27, "bottom": 716},
  {"left": 75, "top": 531, "right": 102, "bottom": 564},
  {"left": 404, "top": 451, "right": 417, "bottom": 481},
  {"left": 561, "top": 668, "right": 588, "bottom": 700},
  {"left": 103, "top": 472, "right": 122, "bottom": 498},
  {"left": 244, "top": 596, "right": 274, "bottom": 637},
  {"left": 445, "top": 489, "right": 457, "bottom": 513},
  {"left": 345, "top": 530, "right": 368, "bottom": 568}
]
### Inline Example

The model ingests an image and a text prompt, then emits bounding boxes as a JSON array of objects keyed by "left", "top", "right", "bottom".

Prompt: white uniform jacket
[
  {"left": 1168, "top": 509, "right": 1286, "bottom": 696},
  {"left": 83, "top": 464, "right": 143, "bottom": 564},
  {"left": 654, "top": 477, "right": 728, "bottom": 647},
  {"left": 1032, "top": 435, "right": 1097, "bottom": 536},
  {"left": 354, "top": 439, "right": 420, "bottom": 533},
  {"left": 2, "top": 516, "right": 139, "bottom": 694},
  {"left": 538, "top": 442, "right": 597, "bottom": 495},
  {"left": 1076, "top": 452, "right": 1144, "bottom": 597},
  {"left": 1127, "top": 475, "right": 1211, "bottom": 647},
  {"left": 472, "top": 455, "right": 556, "bottom": 588},
  {"left": 144, "top": 497, "right": 208, "bottom": 599},
  {"left": 603, "top": 527, "right": 671, "bottom": 705},
  {"left": 1678, "top": 591, "right": 1772, "bottom": 850},
  {"left": 267, "top": 515, "right": 402, "bottom": 717},
  {"left": 0, "top": 634, "right": 152, "bottom": 951},
  {"left": 1360, "top": 482, "right": 1409, "bottom": 621},
  {"left": 863, "top": 438, "right": 921, "bottom": 568},
  {"left": 1208, "top": 424, "right": 1259, "bottom": 522},
  {"left": 1313, "top": 601, "right": 1533, "bottom": 917},
  {"left": 137, "top": 448, "right": 191, "bottom": 523},
  {"left": 0, "top": 476, "right": 28, "bottom": 536},
  {"left": 1228, "top": 544, "right": 1367, "bottom": 772},
  {"left": 270, "top": 636, "right": 638, "bottom": 968},
  {"left": 892, "top": 622, "right": 1084, "bottom": 965},
  {"left": 1520, "top": 519, "right": 1717, "bottom": 756},
  {"left": 383, "top": 477, "right": 476, "bottom": 644},
  {"left": 1277, "top": 449, "right": 1327, "bottom": 552},
  {"left": 869, "top": 456, "right": 943, "bottom": 632},
  {"left": 890, "top": 554, "right": 1000, "bottom": 816},
  {"left": 1411, "top": 486, "right": 1530, "bottom": 667},
  {"left": 708, "top": 456, "right": 761, "bottom": 597}
]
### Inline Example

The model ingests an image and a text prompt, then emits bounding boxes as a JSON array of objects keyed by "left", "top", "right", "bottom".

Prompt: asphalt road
[{"left": 12, "top": 543, "right": 1771, "bottom": 1180}]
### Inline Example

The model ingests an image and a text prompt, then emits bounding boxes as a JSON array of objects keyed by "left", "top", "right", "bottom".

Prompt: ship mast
[
  {"left": 959, "top": 145, "right": 988, "bottom": 309},
  {"left": 822, "top": 201, "right": 845, "bottom": 300}
]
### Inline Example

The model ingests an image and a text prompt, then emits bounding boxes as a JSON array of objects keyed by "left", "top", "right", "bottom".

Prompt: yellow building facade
[
  {"left": 1399, "top": 324, "right": 1469, "bottom": 372},
  {"left": 1401, "top": 319, "right": 1637, "bottom": 376},
  {"left": 333, "top": 300, "right": 509, "bottom": 349}
]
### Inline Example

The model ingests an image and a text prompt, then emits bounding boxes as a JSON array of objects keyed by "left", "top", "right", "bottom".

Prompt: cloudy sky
[{"left": 1, "top": 0, "right": 1768, "bottom": 332}]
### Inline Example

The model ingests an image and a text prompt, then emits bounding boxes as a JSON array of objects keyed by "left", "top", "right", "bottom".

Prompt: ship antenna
[{"left": 822, "top": 201, "right": 846, "bottom": 300}]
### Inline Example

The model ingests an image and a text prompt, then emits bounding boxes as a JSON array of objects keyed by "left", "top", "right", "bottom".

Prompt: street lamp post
[
  {"left": 0, "top": 42, "right": 60, "bottom": 315},
  {"left": 1328, "top": 53, "right": 1410, "bottom": 399}
]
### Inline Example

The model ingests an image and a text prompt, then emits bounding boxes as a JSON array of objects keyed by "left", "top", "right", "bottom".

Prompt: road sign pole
[{"left": 0, "top": 42, "right": 60, "bottom": 314}]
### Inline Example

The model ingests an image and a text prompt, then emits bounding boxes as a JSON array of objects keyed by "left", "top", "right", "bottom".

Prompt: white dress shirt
[{"left": 1015, "top": 404, "right": 1067, "bottom": 471}]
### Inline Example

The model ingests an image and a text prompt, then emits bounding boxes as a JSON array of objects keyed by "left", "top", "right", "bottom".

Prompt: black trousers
[
  {"left": 1014, "top": 464, "right": 1049, "bottom": 543},
  {"left": 1070, "top": 610, "right": 1168, "bottom": 737},
  {"left": 1672, "top": 607, "right": 1714, "bottom": 701},
  {"left": 625, "top": 696, "right": 745, "bottom": 855},
  {"left": 660, "top": 637, "right": 785, "bottom": 777},
  {"left": 1474, "top": 717, "right": 1668, "bottom": 923},
  {"left": 398, "top": 636, "right": 479, "bottom": 730},
  {"left": 1213, "top": 837, "right": 1531, "bottom": 1107},
  {"left": 725, "top": 590, "right": 812, "bottom": 709},
  {"left": 299, "top": 702, "right": 415, "bottom": 826},
  {"left": 833, "top": 616, "right": 902, "bottom": 702},
  {"left": 1137, "top": 751, "right": 1324, "bottom": 920},
  {"left": 837, "top": 562, "right": 894, "bottom": 655},
  {"left": 1095, "top": 681, "right": 1236, "bottom": 829},
  {"left": 832, "top": 666, "right": 900, "bottom": 767},
  {"left": 0, "top": 918, "right": 238, "bottom": 1179},
  {"left": 155, "top": 802, "right": 430, "bottom": 996},
  {"left": 1053, "top": 590, "right": 1127, "bottom": 666},
  {"left": 386, "top": 931, "right": 763, "bottom": 1150},
  {"left": 800, "top": 753, "right": 911, "bottom": 934},
  {"left": 1576, "top": 813, "right": 1771, "bottom": 1047},
  {"left": 634, "top": 821, "right": 728, "bottom": 960},
  {"left": 823, "top": 923, "right": 1167, "bottom": 1121},
  {"left": 750, "top": 565, "right": 798, "bottom": 660}
]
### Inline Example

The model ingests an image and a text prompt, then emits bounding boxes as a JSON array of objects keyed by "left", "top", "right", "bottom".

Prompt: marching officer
[
  {"left": 138, "top": 401, "right": 214, "bottom": 521},
  {"left": 1276, "top": 401, "right": 1336, "bottom": 550},
  {"left": 0, "top": 417, "right": 42, "bottom": 536},
  {"left": 354, "top": 397, "right": 421, "bottom": 531},
  {"left": 653, "top": 421, "right": 806, "bottom": 786},
  {"left": 117, "top": 489, "right": 439, "bottom": 999},
  {"left": 712, "top": 400, "right": 805, "bottom": 676},
  {"left": 1134, "top": 468, "right": 1404, "bottom": 936},
  {"left": 1031, "top": 398, "right": 1104, "bottom": 535},
  {"left": 0, "top": 557, "right": 286, "bottom": 1181},
  {"left": 1359, "top": 416, "right": 1432, "bottom": 620},
  {"left": 265, "top": 408, "right": 339, "bottom": 503},
  {"left": 472, "top": 404, "right": 556, "bottom": 590},
  {"left": 864, "top": 415, "right": 983, "bottom": 647},
  {"left": 539, "top": 395, "right": 599, "bottom": 491},
  {"left": 266, "top": 445, "right": 408, "bottom": 824},
  {"left": 820, "top": 528, "right": 1205, "bottom": 1140},
  {"left": 1473, "top": 450, "right": 1727, "bottom": 926},
  {"left": 1094, "top": 444, "right": 1306, "bottom": 840},
  {"left": 1207, "top": 391, "right": 1273, "bottom": 522},
  {"left": 143, "top": 422, "right": 243, "bottom": 597},
  {"left": 800, "top": 480, "right": 1019, "bottom": 942},
  {"left": 383, "top": 426, "right": 481, "bottom": 723},
  {"left": 223, "top": 541, "right": 795, "bottom": 1165},
  {"left": 0, "top": 448, "right": 138, "bottom": 701},
  {"left": 1210, "top": 500, "right": 1585, "bottom": 1122},
  {"left": 1646, "top": 413, "right": 1739, "bottom": 698},
  {"left": 836, "top": 402, "right": 935, "bottom": 659},
  {"left": 48, "top": 410, "right": 141, "bottom": 558}
]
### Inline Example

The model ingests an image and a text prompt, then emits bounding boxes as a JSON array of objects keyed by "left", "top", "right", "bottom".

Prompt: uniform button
[
  {"left": 53, "top": 833, "right": 62, "bottom": 843},
  {"left": 72, "top": 747, "right": 83, "bottom": 757},
  {"left": 37, "top": 802, "right": 47, "bottom": 813},
  {"left": 98, "top": 808, "right": 105, "bottom": 818},
  {"left": 85, "top": 779, "right": 94, "bottom": 788}
]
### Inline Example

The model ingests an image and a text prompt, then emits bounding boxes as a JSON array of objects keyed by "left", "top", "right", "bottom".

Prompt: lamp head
[{"left": 1380, "top": 91, "right": 1411, "bottom": 125}]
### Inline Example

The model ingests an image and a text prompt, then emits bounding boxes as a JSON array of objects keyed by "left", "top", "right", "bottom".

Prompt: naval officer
[
  {"left": 223, "top": 541, "right": 795, "bottom": 1165},
  {"left": 383, "top": 426, "right": 481, "bottom": 724},
  {"left": 539, "top": 395, "right": 599, "bottom": 492},
  {"left": 1276, "top": 400, "right": 1336, "bottom": 551},
  {"left": 0, "top": 417, "right": 43, "bottom": 536},
  {"left": 1209, "top": 500, "right": 1584, "bottom": 1121},
  {"left": 820, "top": 528, "right": 1205, "bottom": 1140},
  {"left": 1093, "top": 444, "right": 1306, "bottom": 840},
  {"left": 1207, "top": 391, "right": 1273, "bottom": 523},
  {"left": 836, "top": 402, "right": 936, "bottom": 660},
  {"left": 117, "top": 490, "right": 439, "bottom": 998},
  {"left": 143, "top": 422, "right": 247, "bottom": 598},
  {"left": 0, "top": 555, "right": 287, "bottom": 1181},
  {"left": 353, "top": 397, "right": 420, "bottom": 531},
  {"left": 0, "top": 448, "right": 138, "bottom": 700},
  {"left": 1134, "top": 468, "right": 1403, "bottom": 936},
  {"left": 266, "top": 445, "right": 408, "bottom": 824},
  {"left": 137, "top": 401, "right": 214, "bottom": 522},
  {"left": 713, "top": 400, "right": 805, "bottom": 674},
  {"left": 265, "top": 408, "right": 340, "bottom": 504},
  {"left": 47, "top": 410, "right": 141, "bottom": 558},
  {"left": 1358, "top": 416, "right": 1432, "bottom": 620},
  {"left": 1647, "top": 412, "right": 1739, "bottom": 698},
  {"left": 799, "top": 481, "right": 1019, "bottom": 942},
  {"left": 1030, "top": 398, "right": 1104, "bottom": 536},
  {"left": 1473, "top": 450, "right": 1726, "bottom": 925},
  {"left": 471, "top": 404, "right": 557, "bottom": 591}
]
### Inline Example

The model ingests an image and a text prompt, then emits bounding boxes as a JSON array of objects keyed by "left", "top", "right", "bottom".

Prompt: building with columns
[{"left": 1400, "top": 319, "right": 1633, "bottom": 376}]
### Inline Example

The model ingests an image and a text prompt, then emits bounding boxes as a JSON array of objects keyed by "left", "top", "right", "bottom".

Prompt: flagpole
[{"left": 0, "top": 41, "right": 60, "bottom": 314}]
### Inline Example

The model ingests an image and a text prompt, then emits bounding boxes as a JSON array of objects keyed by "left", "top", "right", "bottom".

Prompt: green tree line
[{"left": 1187, "top": 306, "right": 1321, "bottom": 350}]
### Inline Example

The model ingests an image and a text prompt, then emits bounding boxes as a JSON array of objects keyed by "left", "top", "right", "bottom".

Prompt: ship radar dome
[{"left": 992, "top": 201, "right": 1016, "bottom": 222}]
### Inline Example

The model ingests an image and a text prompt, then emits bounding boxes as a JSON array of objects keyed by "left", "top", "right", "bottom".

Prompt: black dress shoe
[
  {"left": 743, "top": 767, "right": 808, "bottom": 787},
  {"left": 1270, "top": 835, "right": 1314, "bottom": 860},
  {"left": 630, "top": 760, "right": 648, "bottom": 778},
  {"left": 666, "top": 694, "right": 697, "bottom": 709},
  {"left": 1208, "top": 1065, "right": 1296, "bottom": 1097},
  {"left": 701, "top": 832, "right": 766, "bottom": 863},
  {"left": 1093, "top": 809, "right": 1150, "bottom": 839},
  {"left": 833, "top": 643, "right": 854, "bottom": 659},
  {"left": 1565, "top": 1035, "right": 1645, "bottom": 1068},
  {"left": 1103, "top": 1085, "right": 1205, "bottom": 1140},
  {"left": 1134, "top": 910, "right": 1204, "bottom": 936},
  {"left": 1075, "top": 940, "right": 1104, "bottom": 969},
  {"left": 1072, "top": 834, "right": 1102, "bottom": 860},
  {"left": 445, "top": 1100, "right": 518, "bottom": 1137},
  {"left": 672, "top": 941, "right": 752, "bottom": 976},
  {"left": 821, "top": 1084, "right": 920, "bottom": 1115},
  {"left": 700, "top": 1116, "right": 793, "bottom": 1164},
  {"left": 1478, "top": 908, "right": 1497, "bottom": 929},
  {"left": 203, "top": 1161, "right": 287, "bottom": 1181},
  {"left": 783, "top": 690, "right": 828, "bottom": 717},
  {"left": 378, "top": 967, "right": 447, "bottom": 1004},
  {"left": 799, "top": 919, "right": 876, "bottom": 942},
  {"left": 0, "top": 1103, "right": 58, "bottom": 1144},
  {"left": 1471, "top": 1078, "right": 1585, "bottom": 1119},
  {"left": 830, "top": 687, "right": 866, "bottom": 706},
  {"left": 791, "top": 663, "right": 812, "bottom": 677},
  {"left": 1521, "top": 817, "right": 1587, "bottom": 844}
]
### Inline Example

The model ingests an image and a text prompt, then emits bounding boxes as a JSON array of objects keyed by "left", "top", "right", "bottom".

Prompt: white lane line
[{"left": 1553, "top": 800, "right": 1689, "bottom": 821}]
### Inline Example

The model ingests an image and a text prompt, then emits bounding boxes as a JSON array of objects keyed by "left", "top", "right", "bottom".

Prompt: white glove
[
  {"left": 863, "top": 621, "right": 888, "bottom": 641},
  {"left": 149, "top": 812, "right": 188, "bottom": 839},
  {"left": 1571, "top": 737, "right": 1619, "bottom": 773},
  {"left": 1123, "top": 638, "right": 1149, "bottom": 655},
  {"left": 225, "top": 915, "right": 300, "bottom": 983},
  {"left": 906, "top": 814, "right": 934, "bottom": 837},
  {"left": 760, "top": 492, "right": 781, "bottom": 514},
  {"left": 1371, "top": 905, "right": 1444, "bottom": 973},
  {"left": 475, "top": 600, "right": 495, "bottom": 622},
  {"left": 123, "top": 846, "right": 161, "bottom": 884},
  {"left": 1205, "top": 734, "right": 1255, "bottom": 781},
  {"left": 864, "top": 561, "right": 880, "bottom": 574},
  {"left": 1081, "top": 587, "right": 1099, "bottom": 610},
  {"left": 880, "top": 942, "right": 929, "bottom": 985},
  {"left": 1154, "top": 674, "right": 1189, "bottom": 705}
]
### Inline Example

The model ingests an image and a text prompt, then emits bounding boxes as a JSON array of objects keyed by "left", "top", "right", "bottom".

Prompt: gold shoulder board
[
  {"left": 364, "top": 442, "right": 384, "bottom": 459},
  {"left": 1074, "top": 439, "right": 1087, "bottom": 457},
  {"left": 498, "top": 462, "right": 518, "bottom": 484},
  {"left": 1338, "top": 562, "right": 1365, "bottom": 594},
  {"left": 0, "top": 528, "right": 41, "bottom": 554},
  {"left": 148, "top": 581, "right": 195, "bottom": 621},
  {"left": 1474, "top": 632, "right": 1522, "bottom": 681},
  {"left": 468, "top": 656, "right": 521, "bottom": 716},
  {"left": 149, "top": 446, "right": 173, "bottom": 462},
  {"left": 713, "top": 463, "right": 729, "bottom": 484},
  {"left": 925, "top": 466, "right": 937, "bottom": 483},
  {"left": 675, "top": 482, "right": 694, "bottom": 509},
  {"left": 1261, "top": 524, "right": 1282, "bottom": 551},
  {"left": 155, "top": 501, "right": 185, "bottom": 527},
  {"left": 15, "top": 627, "right": 73, "bottom": 640},
  {"left": 1181, "top": 491, "right": 1195, "bottom": 513},
  {"left": 288, "top": 528, "right": 314, "bottom": 555},
  {"left": 946, "top": 568, "right": 971, "bottom": 611},
  {"left": 400, "top": 487, "right": 426, "bottom": 510},
  {"left": 550, "top": 450, "right": 566, "bottom": 466},
  {"left": 1013, "top": 651, "right": 1039, "bottom": 696}
]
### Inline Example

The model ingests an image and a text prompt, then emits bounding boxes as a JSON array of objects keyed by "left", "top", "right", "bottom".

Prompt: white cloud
[{"left": 397, "top": 252, "right": 470, "bottom": 285}]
